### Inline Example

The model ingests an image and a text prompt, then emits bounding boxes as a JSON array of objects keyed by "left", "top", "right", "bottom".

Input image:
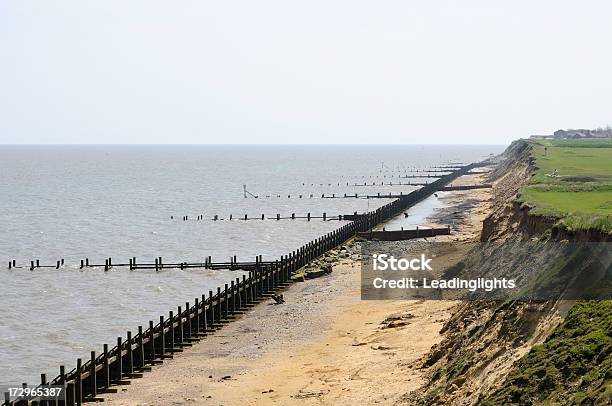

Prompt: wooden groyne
[
  {"left": 4, "top": 161, "right": 486, "bottom": 406},
  {"left": 439, "top": 184, "right": 492, "bottom": 191},
  {"left": 358, "top": 226, "right": 451, "bottom": 241},
  {"left": 8, "top": 257, "right": 274, "bottom": 272}
]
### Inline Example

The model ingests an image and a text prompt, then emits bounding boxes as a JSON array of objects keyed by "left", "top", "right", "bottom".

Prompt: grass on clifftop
[{"left": 518, "top": 139, "right": 612, "bottom": 233}]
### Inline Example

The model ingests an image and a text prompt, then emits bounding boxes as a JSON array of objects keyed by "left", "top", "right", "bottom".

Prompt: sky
[{"left": 0, "top": 1, "right": 611, "bottom": 145}]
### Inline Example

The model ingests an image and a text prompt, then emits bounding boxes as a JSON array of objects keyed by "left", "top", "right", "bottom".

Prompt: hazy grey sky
[{"left": 1, "top": 1, "right": 610, "bottom": 144}]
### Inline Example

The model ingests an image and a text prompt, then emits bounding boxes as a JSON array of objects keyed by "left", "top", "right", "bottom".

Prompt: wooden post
[
  {"left": 177, "top": 306, "right": 184, "bottom": 345},
  {"left": 137, "top": 326, "right": 145, "bottom": 369},
  {"left": 223, "top": 284, "right": 229, "bottom": 319},
  {"left": 126, "top": 331, "right": 134, "bottom": 374},
  {"left": 168, "top": 311, "right": 175, "bottom": 352},
  {"left": 114, "top": 337, "right": 123, "bottom": 383},
  {"left": 194, "top": 298, "right": 200, "bottom": 334},
  {"left": 59, "top": 365, "right": 72, "bottom": 406},
  {"left": 90, "top": 350, "right": 97, "bottom": 398},
  {"left": 201, "top": 294, "right": 208, "bottom": 332},
  {"left": 75, "top": 358, "right": 82, "bottom": 406},
  {"left": 40, "top": 373, "right": 47, "bottom": 406},
  {"left": 207, "top": 291, "right": 214, "bottom": 328},
  {"left": 236, "top": 277, "right": 242, "bottom": 309},
  {"left": 159, "top": 316, "right": 166, "bottom": 356},
  {"left": 307, "top": 212, "right": 311, "bottom": 221},
  {"left": 245, "top": 273, "right": 252, "bottom": 304},
  {"left": 184, "top": 302, "right": 191, "bottom": 339},
  {"left": 216, "top": 287, "right": 222, "bottom": 321},
  {"left": 102, "top": 344, "right": 110, "bottom": 389},
  {"left": 230, "top": 281, "right": 236, "bottom": 314},
  {"left": 148, "top": 321, "right": 156, "bottom": 363}
]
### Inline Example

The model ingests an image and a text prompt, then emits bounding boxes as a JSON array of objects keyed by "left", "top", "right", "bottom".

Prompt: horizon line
[{"left": 0, "top": 142, "right": 508, "bottom": 146}]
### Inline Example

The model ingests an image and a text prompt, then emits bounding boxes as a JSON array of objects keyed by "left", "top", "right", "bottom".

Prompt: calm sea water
[{"left": 0, "top": 145, "right": 503, "bottom": 385}]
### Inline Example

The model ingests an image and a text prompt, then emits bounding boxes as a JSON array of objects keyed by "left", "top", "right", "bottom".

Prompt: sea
[{"left": 0, "top": 144, "right": 504, "bottom": 385}]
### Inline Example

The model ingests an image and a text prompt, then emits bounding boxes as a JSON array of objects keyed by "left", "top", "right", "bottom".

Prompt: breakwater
[{"left": 3, "top": 161, "right": 484, "bottom": 406}]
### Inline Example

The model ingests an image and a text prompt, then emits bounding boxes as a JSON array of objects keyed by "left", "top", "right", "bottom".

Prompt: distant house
[
  {"left": 529, "top": 135, "right": 552, "bottom": 140},
  {"left": 553, "top": 127, "right": 612, "bottom": 139}
]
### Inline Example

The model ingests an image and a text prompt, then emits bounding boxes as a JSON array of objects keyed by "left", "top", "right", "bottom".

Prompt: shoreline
[{"left": 103, "top": 172, "right": 493, "bottom": 405}]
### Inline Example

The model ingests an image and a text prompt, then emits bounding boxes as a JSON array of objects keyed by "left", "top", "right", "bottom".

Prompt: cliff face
[
  {"left": 408, "top": 140, "right": 611, "bottom": 405},
  {"left": 481, "top": 139, "right": 556, "bottom": 242},
  {"left": 482, "top": 139, "right": 611, "bottom": 243}
]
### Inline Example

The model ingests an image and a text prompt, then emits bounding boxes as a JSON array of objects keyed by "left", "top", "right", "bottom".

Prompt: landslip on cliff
[{"left": 406, "top": 140, "right": 611, "bottom": 405}]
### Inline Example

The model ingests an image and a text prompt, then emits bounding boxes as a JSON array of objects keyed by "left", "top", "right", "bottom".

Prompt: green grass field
[{"left": 519, "top": 139, "right": 612, "bottom": 233}]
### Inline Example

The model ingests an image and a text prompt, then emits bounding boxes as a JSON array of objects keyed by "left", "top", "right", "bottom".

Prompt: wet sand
[{"left": 103, "top": 172, "right": 492, "bottom": 406}]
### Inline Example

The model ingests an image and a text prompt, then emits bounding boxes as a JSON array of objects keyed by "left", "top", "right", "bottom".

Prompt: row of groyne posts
[
  {"left": 9, "top": 256, "right": 273, "bottom": 272},
  {"left": 3, "top": 162, "right": 484, "bottom": 406}
]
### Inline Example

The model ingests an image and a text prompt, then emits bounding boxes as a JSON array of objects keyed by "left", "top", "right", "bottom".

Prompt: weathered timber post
[
  {"left": 136, "top": 326, "right": 144, "bottom": 369},
  {"left": 207, "top": 291, "right": 214, "bottom": 328},
  {"left": 184, "top": 302, "right": 191, "bottom": 340},
  {"left": 177, "top": 307, "right": 184, "bottom": 345},
  {"left": 40, "top": 373, "right": 47, "bottom": 406},
  {"left": 216, "top": 288, "right": 222, "bottom": 323},
  {"left": 194, "top": 298, "right": 202, "bottom": 334},
  {"left": 168, "top": 312, "right": 175, "bottom": 352},
  {"left": 114, "top": 338, "right": 123, "bottom": 383},
  {"left": 90, "top": 351, "right": 97, "bottom": 399},
  {"left": 75, "top": 358, "right": 82, "bottom": 406},
  {"left": 102, "top": 344, "right": 110, "bottom": 389},
  {"left": 223, "top": 284, "right": 229, "bottom": 319},
  {"left": 200, "top": 294, "right": 208, "bottom": 332},
  {"left": 125, "top": 331, "right": 134, "bottom": 374},
  {"left": 159, "top": 316, "right": 166, "bottom": 357},
  {"left": 236, "top": 277, "right": 242, "bottom": 309},
  {"left": 230, "top": 281, "right": 236, "bottom": 314}
]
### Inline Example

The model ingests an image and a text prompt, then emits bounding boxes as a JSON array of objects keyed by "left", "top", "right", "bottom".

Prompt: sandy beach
[{"left": 103, "top": 172, "right": 492, "bottom": 406}]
